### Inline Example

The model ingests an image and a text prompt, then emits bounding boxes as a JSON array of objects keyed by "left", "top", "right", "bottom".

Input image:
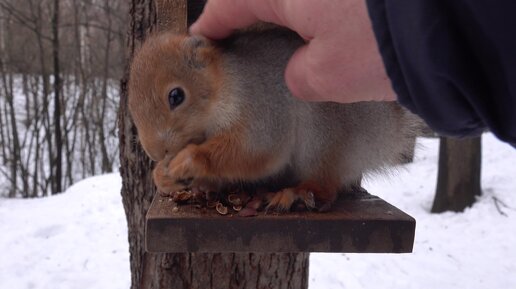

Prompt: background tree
[
  {"left": 432, "top": 136, "right": 482, "bottom": 213},
  {"left": 0, "top": 0, "right": 128, "bottom": 197},
  {"left": 118, "top": 0, "right": 309, "bottom": 288}
]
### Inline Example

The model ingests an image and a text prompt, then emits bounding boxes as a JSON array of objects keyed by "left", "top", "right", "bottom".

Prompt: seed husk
[
  {"left": 173, "top": 190, "right": 192, "bottom": 202},
  {"left": 215, "top": 202, "right": 228, "bottom": 215},
  {"left": 228, "top": 194, "right": 242, "bottom": 206}
]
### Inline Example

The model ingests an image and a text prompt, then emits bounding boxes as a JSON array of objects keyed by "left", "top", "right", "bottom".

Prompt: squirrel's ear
[{"left": 182, "top": 35, "right": 215, "bottom": 69}]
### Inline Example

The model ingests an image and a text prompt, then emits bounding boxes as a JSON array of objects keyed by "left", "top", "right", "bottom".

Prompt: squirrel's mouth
[{"left": 161, "top": 133, "right": 207, "bottom": 161}]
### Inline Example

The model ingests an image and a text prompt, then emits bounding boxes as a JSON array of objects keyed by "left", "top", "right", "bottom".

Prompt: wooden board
[{"left": 146, "top": 192, "right": 415, "bottom": 253}]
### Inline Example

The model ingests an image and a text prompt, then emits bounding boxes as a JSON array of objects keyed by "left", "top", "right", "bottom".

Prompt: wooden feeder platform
[{"left": 146, "top": 191, "right": 415, "bottom": 253}]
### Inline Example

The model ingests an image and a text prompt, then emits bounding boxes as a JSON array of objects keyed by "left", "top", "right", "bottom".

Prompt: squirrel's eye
[{"left": 168, "top": 87, "right": 185, "bottom": 109}]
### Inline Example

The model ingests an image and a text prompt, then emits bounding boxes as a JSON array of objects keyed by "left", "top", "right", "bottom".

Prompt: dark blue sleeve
[{"left": 366, "top": 0, "right": 516, "bottom": 147}]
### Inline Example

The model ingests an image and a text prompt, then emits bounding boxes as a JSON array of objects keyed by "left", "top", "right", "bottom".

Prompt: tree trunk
[
  {"left": 33, "top": 1, "right": 53, "bottom": 197},
  {"left": 118, "top": 1, "right": 309, "bottom": 288},
  {"left": 52, "top": 0, "right": 62, "bottom": 194},
  {"left": 432, "top": 136, "right": 482, "bottom": 213},
  {"left": 1, "top": 60, "right": 20, "bottom": 197},
  {"left": 98, "top": 0, "right": 114, "bottom": 173}
]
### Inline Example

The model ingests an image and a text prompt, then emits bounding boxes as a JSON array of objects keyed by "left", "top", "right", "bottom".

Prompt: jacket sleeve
[{"left": 366, "top": 0, "right": 516, "bottom": 147}]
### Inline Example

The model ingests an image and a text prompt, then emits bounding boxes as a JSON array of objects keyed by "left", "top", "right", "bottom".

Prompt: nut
[{"left": 232, "top": 205, "right": 243, "bottom": 212}]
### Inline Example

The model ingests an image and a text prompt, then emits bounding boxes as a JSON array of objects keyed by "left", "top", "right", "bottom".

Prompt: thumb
[{"left": 285, "top": 45, "right": 322, "bottom": 102}]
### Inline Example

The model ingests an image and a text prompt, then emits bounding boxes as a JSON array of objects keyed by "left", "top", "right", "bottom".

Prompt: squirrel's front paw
[{"left": 153, "top": 145, "right": 205, "bottom": 193}]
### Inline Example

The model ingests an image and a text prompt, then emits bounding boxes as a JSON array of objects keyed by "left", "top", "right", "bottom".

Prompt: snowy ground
[
  {"left": 0, "top": 175, "right": 129, "bottom": 289},
  {"left": 0, "top": 133, "right": 515, "bottom": 289}
]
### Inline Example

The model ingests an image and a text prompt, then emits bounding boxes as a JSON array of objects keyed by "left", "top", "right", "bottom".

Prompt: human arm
[
  {"left": 366, "top": 0, "right": 516, "bottom": 146},
  {"left": 191, "top": 0, "right": 516, "bottom": 146}
]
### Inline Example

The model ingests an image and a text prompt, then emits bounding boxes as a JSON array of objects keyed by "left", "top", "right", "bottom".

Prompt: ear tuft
[
  {"left": 184, "top": 35, "right": 210, "bottom": 49},
  {"left": 182, "top": 35, "right": 213, "bottom": 69}
]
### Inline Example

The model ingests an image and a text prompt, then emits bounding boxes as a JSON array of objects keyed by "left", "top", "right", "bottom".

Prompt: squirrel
[{"left": 128, "top": 25, "right": 419, "bottom": 211}]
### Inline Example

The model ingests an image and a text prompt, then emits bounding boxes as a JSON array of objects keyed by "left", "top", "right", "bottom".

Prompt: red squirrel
[{"left": 128, "top": 25, "right": 419, "bottom": 211}]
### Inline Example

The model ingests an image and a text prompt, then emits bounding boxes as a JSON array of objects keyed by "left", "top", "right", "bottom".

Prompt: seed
[
  {"left": 216, "top": 202, "right": 228, "bottom": 215},
  {"left": 304, "top": 191, "right": 316, "bottom": 209},
  {"left": 238, "top": 208, "right": 257, "bottom": 217},
  {"left": 173, "top": 190, "right": 192, "bottom": 202},
  {"left": 228, "top": 194, "right": 242, "bottom": 205}
]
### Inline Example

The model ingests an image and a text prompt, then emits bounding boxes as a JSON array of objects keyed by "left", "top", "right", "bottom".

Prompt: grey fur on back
[{"left": 215, "top": 26, "right": 418, "bottom": 188}]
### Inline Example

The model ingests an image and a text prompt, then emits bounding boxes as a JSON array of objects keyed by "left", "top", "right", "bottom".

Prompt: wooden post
[
  {"left": 146, "top": 192, "right": 415, "bottom": 253},
  {"left": 432, "top": 136, "right": 482, "bottom": 213},
  {"left": 122, "top": 1, "right": 416, "bottom": 288},
  {"left": 120, "top": 1, "right": 311, "bottom": 288},
  {"left": 156, "top": 0, "right": 187, "bottom": 33}
]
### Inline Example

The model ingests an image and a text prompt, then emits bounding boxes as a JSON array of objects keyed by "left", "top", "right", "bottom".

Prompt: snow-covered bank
[
  {"left": 311, "top": 134, "right": 516, "bottom": 289},
  {"left": 0, "top": 174, "right": 129, "bottom": 289},
  {"left": 1, "top": 133, "right": 515, "bottom": 289}
]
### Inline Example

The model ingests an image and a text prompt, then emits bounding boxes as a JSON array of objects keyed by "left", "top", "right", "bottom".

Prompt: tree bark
[
  {"left": 98, "top": 0, "right": 114, "bottom": 174},
  {"left": 119, "top": 1, "right": 309, "bottom": 288},
  {"left": 432, "top": 136, "right": 482, "bottom": 213},
  {"left": 52, "top": 0, "right": 63, "bottom": 194}
]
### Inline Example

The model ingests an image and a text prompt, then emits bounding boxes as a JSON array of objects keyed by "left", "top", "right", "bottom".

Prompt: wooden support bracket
[{"left": 146, "top": 192, "right": 416, "bottom": 253}]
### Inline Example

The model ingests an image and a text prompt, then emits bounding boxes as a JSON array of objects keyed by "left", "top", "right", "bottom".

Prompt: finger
[
  {"left": 190, "top": 0, "right": 293, "bottom": 39},
  {"left": 284, "top": 45, "right": 323, "bottom": 101},
  {"left": 190, "top": 0, "right": 256, "bottom": 39}
]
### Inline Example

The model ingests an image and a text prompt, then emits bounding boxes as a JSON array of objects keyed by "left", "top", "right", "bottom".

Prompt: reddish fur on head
[{"left": 128, "top": 33, "right": 223, "bottom": 161}]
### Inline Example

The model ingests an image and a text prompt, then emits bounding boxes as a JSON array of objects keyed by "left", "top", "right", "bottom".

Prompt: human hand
[{"left": 190, "top": 0, "right": 396, "bottom": 103}]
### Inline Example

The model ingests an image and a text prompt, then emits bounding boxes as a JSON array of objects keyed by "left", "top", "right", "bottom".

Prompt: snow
[
  {"left": 0, "top": 174, "right": 129, "bottom": 289},
  {"left": 1, "top": 133, "right": 515, "bottom": 289},
  {"left": 311, "top": 134, "right": 516, "bottom": 289}
]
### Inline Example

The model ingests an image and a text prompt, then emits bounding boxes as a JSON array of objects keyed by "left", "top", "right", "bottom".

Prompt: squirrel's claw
[{"left": 265, "top": 187, "right": 317, "bottom": 213}]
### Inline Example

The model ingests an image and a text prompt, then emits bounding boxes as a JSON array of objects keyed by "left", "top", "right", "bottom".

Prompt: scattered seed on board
[
  {"left": 228, "top": 194, "right": 242, "bottom": 206},
  {"left": 238, "top": 207, "right": 258, "bottom": 217},
  {"left": 216, "top": 202, "right": 228, "bottom": 215},
  {"left": 173, "top": 190, "right": 192, "bottom": 202}
]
